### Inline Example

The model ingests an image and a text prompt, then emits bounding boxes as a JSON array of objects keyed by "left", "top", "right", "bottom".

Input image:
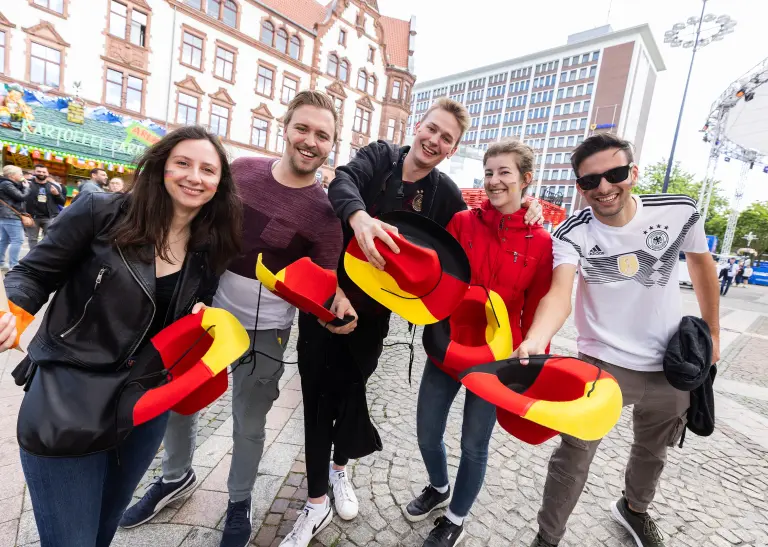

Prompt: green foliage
[{"left": 734, "top": 202, "right": 768, "bottom": 256}]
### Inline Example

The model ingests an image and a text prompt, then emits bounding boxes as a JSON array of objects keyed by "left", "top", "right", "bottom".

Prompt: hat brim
[
  {"left": 133, "top": 308, "right": 250, "bottom": 425},
  {"left": 459, "top": 356, "right": 623, "bottom": 443},
  {"left": 423, "top": 288, "right": 512, "bottom": 374},
  {"left": 256, "top": 254, "right": 338, "bottom": 324},
  {"left": 345, "top": 211, "right": 470, "bottom": 325}
]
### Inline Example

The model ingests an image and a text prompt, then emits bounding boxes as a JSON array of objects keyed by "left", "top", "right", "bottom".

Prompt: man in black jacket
[
  {"left": 24, "top": 164, "right": 65, "bottom": 249},
  {"left": 0, "top": 165, "right": 30, "bottom": 270},
  {"left": 285, "top": 98, "right": 542, "bottom": 547}
]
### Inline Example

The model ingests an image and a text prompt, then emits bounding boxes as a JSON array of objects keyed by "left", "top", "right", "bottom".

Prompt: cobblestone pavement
[{"left": 2, "top": 286, "right": 768, "bottom": 547}]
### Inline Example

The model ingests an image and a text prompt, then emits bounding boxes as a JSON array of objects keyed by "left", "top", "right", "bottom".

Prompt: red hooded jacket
[{"left": 436, "top": 199, "right": 553, "bottom": 378}]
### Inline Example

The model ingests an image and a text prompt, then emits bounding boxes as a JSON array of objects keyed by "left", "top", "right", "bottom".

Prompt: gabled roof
[
  {"left": 254, "top": 0, "right": 329, "bottom": 33},
  {"left": 379, "top": 15, "right": 409, "bottom": 69}
]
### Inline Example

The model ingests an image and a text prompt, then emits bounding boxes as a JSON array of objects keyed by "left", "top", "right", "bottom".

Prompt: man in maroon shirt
[{"left": 121, "top": 91, "right": 356, "bottom": 547}]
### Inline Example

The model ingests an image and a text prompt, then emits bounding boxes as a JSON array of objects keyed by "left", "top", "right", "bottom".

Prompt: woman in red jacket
[{"left": 403, "top": 139, "right": 554, "bottom": 547}]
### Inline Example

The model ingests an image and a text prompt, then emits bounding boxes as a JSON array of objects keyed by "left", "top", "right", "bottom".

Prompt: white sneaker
[
  {"left": 329, "top": 467, "right": 359, "bottom": 521},
  {"left": 278, "top": 500, "right": 333, "bottom": 547}
]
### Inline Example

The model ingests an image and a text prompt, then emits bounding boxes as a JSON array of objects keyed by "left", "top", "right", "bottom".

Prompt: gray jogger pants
[
  {"left": 537, "top": 353, "right": 689, "bottom": 545},
  {"left": 161, "top": 328, "right": 290, "bottom": 502}
]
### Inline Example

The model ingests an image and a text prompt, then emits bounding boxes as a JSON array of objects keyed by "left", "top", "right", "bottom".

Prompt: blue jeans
[
  {"left": 416, "top": 358, "right": 497, "bottom": 518},
  {"left": 20, "top": 413, "right": 169, "bottom": 547},
  {"left": 0, "top": 218, "right": 25, "bottom": 267}
]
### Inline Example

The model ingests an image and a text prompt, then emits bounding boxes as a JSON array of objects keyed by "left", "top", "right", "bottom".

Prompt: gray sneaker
[{"left": 610, "top": 497, "right": 665, "bottom": 547}]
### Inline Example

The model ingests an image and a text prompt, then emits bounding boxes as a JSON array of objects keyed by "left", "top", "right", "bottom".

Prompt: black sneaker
[
  {"left": 220, "top": 497, "right": 252, "bottom": 547},
  {"left": 423, "top": 516, "right": 464, "bottom": 546},
  {"left": 610, "top": 496, "right": 665, "bottom": 546},
  {"left": 404, "top": 484, "right": 451, "bottom": 522},
  {"left": 120, "top": 469, "right": 197, "bottom": 528},
  {"left": 529, "top": 533, "right": 558, "bottom": 547}
]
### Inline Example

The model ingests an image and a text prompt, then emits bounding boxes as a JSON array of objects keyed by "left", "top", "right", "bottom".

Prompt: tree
[{"left": 733, "top": 202, "right": 768, "bottom": 256}]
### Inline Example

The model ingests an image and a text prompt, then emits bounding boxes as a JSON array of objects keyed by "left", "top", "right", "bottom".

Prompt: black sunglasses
[{"left": 576, "top": 163, "right": 634, "bottom": 191}]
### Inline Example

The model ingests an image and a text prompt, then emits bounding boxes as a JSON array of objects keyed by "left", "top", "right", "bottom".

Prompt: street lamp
[
  {"left": 661, "top": 1, "right": 737, "bottom": 193},
  {"left": 743, "top": 232, "right": 758, "bottom": 247}
]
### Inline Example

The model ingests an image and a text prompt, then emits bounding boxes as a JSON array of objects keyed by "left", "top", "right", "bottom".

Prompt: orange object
[
  {"left": 2, "top": 302, "right": 35, "bottom": 349},
  {"left": 459, "top": 190, "right": 568, "bottom": 228}
]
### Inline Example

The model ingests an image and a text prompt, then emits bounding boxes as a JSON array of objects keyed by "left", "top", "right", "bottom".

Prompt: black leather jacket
[
  {"left": 0, "top": 176, "right": 30, "bottom": 220},
  {"left": 5, "top": 192, "right": 220, "bottom": 373}
]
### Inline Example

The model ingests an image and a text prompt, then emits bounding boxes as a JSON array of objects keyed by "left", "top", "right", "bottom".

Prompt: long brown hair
[{"left": 111, "top": 125, "right": 242, "bottom": 275}]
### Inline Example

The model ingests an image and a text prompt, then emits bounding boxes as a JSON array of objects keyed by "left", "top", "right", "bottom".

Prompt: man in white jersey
[{"left": 517, "top": 134, "right": 720, "bottom": 547}]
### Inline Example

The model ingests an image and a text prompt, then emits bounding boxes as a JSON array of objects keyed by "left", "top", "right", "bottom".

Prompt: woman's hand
[
  {"left": 191, "top": 302, "right": 208, "bottom": 314},
  {"left": 321, "top": 289, "right": 358, "bottom": 335},
  {"left": 522, "top": 198, "right": 544, "bottom": 226},
  {"left": 0, "top": 313, "right": 18, "bottom": 352}
]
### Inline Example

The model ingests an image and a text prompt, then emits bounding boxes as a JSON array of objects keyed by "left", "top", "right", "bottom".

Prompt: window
[
  {"left": 583, "top": 100, "right": 591, "bottom": 112},
  {"left": 554, "top": 105, "right": 561, "bottom": 116},
  {"left": 357, "top": 70, "right": 367, "bottom": 91},
  {"left": 200, "top": 0, "right": 237, "bottom": 27},
  {"left": 561, "top": 170, "right": 569, "bottom": 180},
  {"left": 110, "top": 1, "right": 127, "bottom": 39},
  {"left": 579, "top": 68, "right": 587, "bottom": 79},
  {"left": 327, "top": 54, "right": 339, "bottom": 77},
  {"left": 332, "top": 96, "right": 343, "bottom": 117},
  {"left": 368, "top": 46, "right": 375, "bottom": 63},
  {"left": 281, "top": 76, "right": 297, "bottom": 104},
  {"left": 569, "top": 70, "right": 577, "bottom": 81},
  {"left": 350, "top": 146, "right": 359, "bottom": 161},
  {"left": 555, "top": 153, "right": 562, "bottom": 164},
  {"left": 567, "top": 136, "right": 574, "bottom": 147},
  {"left": 586, "top": 83, "right": 594, "bottom": 95},
  {"left": 580, "top": 118, "right": 587, "bottom": 129},
  {"left": 275, "top": 29, "right": 288, "bottom": 53},
  {"left": 557, "top": 137, "right": 565, "bottom": 147},
  {"left": 563, "top": 104, "right": 570, "bottom": 115},
  {"left": 557, "top": 89, "right": 564, "bottom": 99},
  {"left": 251, "top": 118, "right": 269, "bottom": 148},
  {"left": 181, "top": 31, "right": 203, "bottom": 70},
  {"left": 177, "top": 92, "right": 198, "bottom": 125},
  {"left": 339, "top": 59, "right": 349, "bottom": 82},
  {"left": 0, "top": 31, "right": 4, "bottom": 75},
  {"left": 327, "top": 144, "right": 338, "bottom": 167},
  {"left": 551, "top": 170, "right": 559, "bottom": 179},
  {"left": 545, "top": 154, "right": 552, "bottom": 163},
  {"left": 214, "top": 46, "right": 234, "bottom": 81},
  {"left": 275, "top": 126, "right": 285, "bottom": 153},
  {"left": 569, "top": 119, "right": 578, "bottom": 130},
  {"left": 548, "top": 138, "right": 555, "bottom": 147},
  {"left": 589, "top": 65, "right": 597, "bottom": 78},
  {"left": 222, "top": 0, "right": 236, "bottom": 26},
  {"left": 565, "top": 152, "right": 572, "bottom": 163},
  {"left": 367, "top": 75, "right": 375, "bottom": 95},
  {"left": 566, "top": 87, "right": 574, "bottom": 98},
  {"left": 289, "top": 36, "right": 300, "bottom": 60},
  {"left": 577, "top": 135, "right": 585, "bottom": 144},
  {"left": 260, "top": 21, "right": 274, "bottom": 46},
  {"left": 30, "top": 43, "right": 61, "bottom": 88},
  {"left": 573, "top": 102, "right": 581, "bottom": 113},
  {"left": 105, "top": 68, "right": 143, "bottom": 112},
  {"left": 582, "top": 54, "right": 589, "bottom": 63},
  {"left": 210, "top": 104, "right": 229, "bottom": 137},
  {"left": 392, "top": 80, "right": 401, "bottom": 100},
  {"left": 576, "top": 85, "right": 584, "bottom": 96},
  {"left": 353, "top": 107, "right": 370, "bottom": 134},
  {"left": 592, "top": 51, "right": 599, "bottom": 62},
  {"left": 338, "top": 29, "right": 346, "bottom": 45},
  {"left": 256, "top": 65, "right": 274, "bottom": 97},
  {"left": 33, "top": 0, "right": 64, "bottom": 15}
]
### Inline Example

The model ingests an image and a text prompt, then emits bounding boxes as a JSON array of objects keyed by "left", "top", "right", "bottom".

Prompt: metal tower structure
[{"left": 720, "top": 153, "right": 756, "bottom": 258}]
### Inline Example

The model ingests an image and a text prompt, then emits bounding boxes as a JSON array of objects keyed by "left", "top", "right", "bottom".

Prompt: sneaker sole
[
  {"left": 402, "top": 497, "right": 450, "bottom": 523},
  {"left": 120, "top": 474, "right": 197, "bottom": 529},
  {"left": 610, "top": 500, "right": 643, "bottom": 547},
  {"left": 454, "top": 529, "right": 466, "bottom": 545},
  {"left": 329, "top": 481, "right": 359, "bottom": 521}
]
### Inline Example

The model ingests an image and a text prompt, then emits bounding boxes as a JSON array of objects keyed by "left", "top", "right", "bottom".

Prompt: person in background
[
  {"left": 405, "top": 139, "right": 554, "bottom": 547},
  {"left": 109, "top": 177, "right": 126, "bottom": 193},
  {"left": 78, "top": 168, "right": 108, "bottom": 196},
  {"left": 720, "top": 257, "right": 738, "bottom": 296},
  {"left": 2, "top": 125, "right": 242, "bottom": 547},
  {"left": 743, "top": 262, "right": 753, "bottom": 286},
  {"left": 24, "top": 164, "right": 65, "bottom": 249},
  {"left": 0, "top": 165, "right": 30, "bottom": 271},
  {"left": 734, "top": 260, "right": 745, "bottom": 286}
]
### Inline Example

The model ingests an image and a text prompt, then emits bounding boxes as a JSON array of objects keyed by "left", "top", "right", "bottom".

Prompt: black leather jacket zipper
[
  {"left": 117, "top": 244, "right": 156, "bottom": 359},
  {"left": 60, "top": 267, "right": 108, "bottom": 338}
]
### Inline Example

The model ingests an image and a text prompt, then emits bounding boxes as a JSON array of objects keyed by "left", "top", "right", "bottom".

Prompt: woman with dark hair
[{"left": 0, "top": 125, "right": 242, "bottom": 547}]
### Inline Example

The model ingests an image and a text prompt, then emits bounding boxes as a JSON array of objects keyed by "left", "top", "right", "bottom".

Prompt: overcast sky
[{"left": 379, "top": 0, "right": 768, "bottom": 208}]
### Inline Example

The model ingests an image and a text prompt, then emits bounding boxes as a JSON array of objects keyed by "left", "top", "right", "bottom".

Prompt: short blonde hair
[
  {"left": 283, "top": 90, "right": 339, "bottom": 142},
  {"left": 483, "top": 138, "right": 534, "bottom": 176},
  {"left": 2, "top": 165, "right": 23, "bottom": 179},
  {"left": 423, "top": 98, "right": 470, "bottom": 145}
]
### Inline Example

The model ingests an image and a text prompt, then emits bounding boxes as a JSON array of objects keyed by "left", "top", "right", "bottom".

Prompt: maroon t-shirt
[{"left": 228, "top": 157, "right": 342, "bottom": 278}]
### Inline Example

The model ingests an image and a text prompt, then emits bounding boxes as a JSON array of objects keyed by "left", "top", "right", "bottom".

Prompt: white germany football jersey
[{"left": 553, "top": 194, "right": 709, "bottom": 371}]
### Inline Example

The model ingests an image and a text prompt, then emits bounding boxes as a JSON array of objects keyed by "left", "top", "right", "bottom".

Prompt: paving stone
[
  {"left": 112, "top": 523, "right": 192, "bottom": 547},
  {"left": 171, "top": 489, "right": 229, "bottom": 528},
  {"left": 178, "top": 526, "right": 223, "bottom": 547}
]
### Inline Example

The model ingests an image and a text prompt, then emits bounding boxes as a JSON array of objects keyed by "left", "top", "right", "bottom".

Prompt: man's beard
[{"left": 35, "top": 174, "right": 46, "bottom": 181}]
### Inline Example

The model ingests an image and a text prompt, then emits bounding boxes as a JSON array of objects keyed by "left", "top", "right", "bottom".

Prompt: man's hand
[
  {"left": 0, "top": 313, "right": 18, "bottom": 353},
  {"left": 49, "top": 185, "right": 60, "bottom": 196},
  {"left": 349, "top": 210, "right": 400, "bottom": 270},
  {"left": 522, "top": 198, "right": 544, "bottom": 226},
  {"left": 711, "top": 331, "right": 720, "bottom": 364},
  {"left": 191, "top": 302, "right": 208, "bottom": 314},
  {"left": 322, "top": 289, "right": 358, "bottom": 335},
  {"left": 512, "top": 336, "right": 548, "bottom": 365}
]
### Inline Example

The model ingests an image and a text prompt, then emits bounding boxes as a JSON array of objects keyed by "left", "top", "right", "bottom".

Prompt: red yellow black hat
[
  {"left": 458, "top": 355, "right": 623, "bottom": 444},
  {"left": 256, "top": 254, "right": 352, "bottom": 327},
  {"left": 423, "top": 286, "right": 513, "bottom": 376},
  {"left": 344, "top": 211, "right": 471, "bottom": 325},
  {"left": 126, "top": 308, "right": 250, "bottom": 426}
]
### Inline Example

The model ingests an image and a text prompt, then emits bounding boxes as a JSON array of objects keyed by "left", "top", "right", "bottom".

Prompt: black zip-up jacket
[
  {"left": 327, "top": 140, "right": 467, "bottom": 316},
  {"left": 5, "top": 193, "right": 219, "bottom": 372},
  {"left": 25, "top": 179, "right": 66, "bottom": 219},
  {"left": 0, "top": 176, "right": 30, "bottom": 221}
]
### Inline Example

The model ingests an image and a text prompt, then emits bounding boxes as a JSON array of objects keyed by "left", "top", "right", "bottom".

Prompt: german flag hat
[
  {"left": 459, "top": 355, "right": 623, "bottom": 444},
  {"left": 122, "top": 308, "right": 250, "bottom": 426},
  {"left": 344, "top": 211, "right": 471, "bottom": 325},
  {"left": 423, "top": 286, "right": 513, "bottom": 376}
]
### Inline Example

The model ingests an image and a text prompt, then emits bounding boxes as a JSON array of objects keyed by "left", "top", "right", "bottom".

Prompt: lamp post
[
  {"left": 661, "top": 1, "right": 736, "bottom": 193},
  {"left": 743, "top": 232, "right": 758, "bottom": 247}
]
